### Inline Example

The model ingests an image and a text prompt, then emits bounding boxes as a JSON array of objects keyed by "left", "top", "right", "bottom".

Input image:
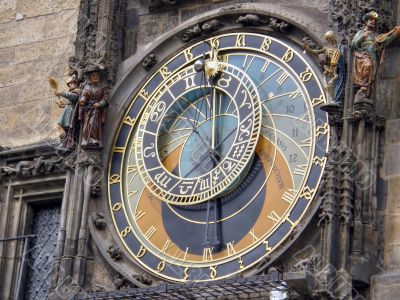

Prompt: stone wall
[
  {"left": 0, "top": 0, "right": 331, "bottom": 148},
  {"left": 123, "top": 0, "right": 329, "bottom": 60},
  {"left": 0, "top": 0, "right": 81, "bottom": 148}
]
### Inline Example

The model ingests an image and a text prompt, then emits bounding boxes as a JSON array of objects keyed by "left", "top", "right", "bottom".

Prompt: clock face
[{"left": 108, "top": 32, "right": 329, "bottom": 282}]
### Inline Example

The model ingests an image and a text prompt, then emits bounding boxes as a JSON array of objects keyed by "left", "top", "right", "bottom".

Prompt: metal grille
[
  {"left": 75, "top": 272, "right": 290, "bottom": 300},
  {"left": 24, "top": 205, "right": 61, "bottom": 300}
]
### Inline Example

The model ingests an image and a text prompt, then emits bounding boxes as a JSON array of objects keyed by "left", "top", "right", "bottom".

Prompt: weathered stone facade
[{"left": 0, "top": 0, "right": 81, "bottom": 148}]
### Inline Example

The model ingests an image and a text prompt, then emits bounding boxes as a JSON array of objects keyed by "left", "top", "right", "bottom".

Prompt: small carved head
[
  {"left": 89, "top": 71, "right": 101, "bottom": 85},
  {"left": 66, "top": 77, "right": 79, "bottom": 91},
  {"left": 107, "top": 245, "right": 122, "bottom": 261},
  {"left": 362, "top": 11, "right": 379, "bottom": 29},
  {"left": 324, "top": 31, "right": 337, "bottom": 45}
]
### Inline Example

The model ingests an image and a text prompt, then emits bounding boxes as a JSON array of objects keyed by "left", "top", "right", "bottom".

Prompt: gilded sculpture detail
[
  {"left": 50, "top": 70, "right": 109, "bottom": 153},
  {"left": 304, "top": 31, "right": 346, "bottom": 104},
  {"left": 50, "top": 77, "right": 81, "bottom": 149},
  {"left": 350, "top": 11, "right": 400, "bottom": 96}
]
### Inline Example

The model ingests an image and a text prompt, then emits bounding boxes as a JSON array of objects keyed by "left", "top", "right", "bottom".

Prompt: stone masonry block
[
  {"left": 386, "top": 119, "right": 400, "bottom": 145},
  {"left": 14, "top": 35, "right": 75, "bottom": 64},
  {"left": 0, "top": 16, "right": 46, "bottom": 48},
  {"left": 0, "top": 48, "right": 15, "bottom": 67},
  {"left": 0, "top": 0, "right": 17, "bottom": 24}
]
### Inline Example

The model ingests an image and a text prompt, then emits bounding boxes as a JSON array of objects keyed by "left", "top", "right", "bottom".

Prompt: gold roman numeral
[
  {"left": 203, "top": 247, "right": 213, "bottom": 262},
  {"left": 144, "top": 226, "right": 156, "bottom": 240},
  {"left": 128, "top": 165, "right": 138, "bottom": 174},
  {"left": 299, "top": 138, "right": 311, "bottom": 149},
  {"left": 161, "top": 240, "right": 173, "bottom": 253},
  {"left": 135, "top": 210, "right": 146, "bottom": 221},
  {"left": 249, "top": 229, "right": 258, "bottom": 243},
  {"left": 294, "top": 164, "right": 308, "bottom": 176},
  {"left": 289, "top": 89, "right": 302, "bottom": 100},
  {"left": 183, "top": 267, "right": 189, "bottom": 280},
  {"left": 277, "top": 72, "right": 289, "bottom": 85},
  {"left": 268, "top": 211, "right": 281, "bottom": 225},
  {"left": 227, "top": 242, "right": 237, "bottom": 256},
  {"left": 139, "top": 89, "right": 150, "bottom": 101},
  {"left": 261, "top": 60, "right": 271, "bottom": 72},
  {"left": 282, "top": 189, "right": 298, "bottom": 204}
]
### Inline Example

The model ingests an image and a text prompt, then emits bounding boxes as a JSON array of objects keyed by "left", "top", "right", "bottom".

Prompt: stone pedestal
[{"left": 371, "top": 119, "right": 400, "bottom": 299}]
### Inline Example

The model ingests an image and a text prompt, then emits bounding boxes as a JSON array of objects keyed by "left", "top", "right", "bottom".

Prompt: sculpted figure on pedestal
[
  {"left": 350, "top": 11, "right": 400, "bottom": 96},
  {"left": 304, "top": 31, "right": 346, "bottom": 104},
  {"left": 79, "top": 71, "right": 109, "bottom": 150},
  {"left": 50, "top": 77, "right": 81, "bottom": 149}
]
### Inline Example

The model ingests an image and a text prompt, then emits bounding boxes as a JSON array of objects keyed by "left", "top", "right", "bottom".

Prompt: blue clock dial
[{"left": 108, "top": 32, "right": 329, "bottom": 283}]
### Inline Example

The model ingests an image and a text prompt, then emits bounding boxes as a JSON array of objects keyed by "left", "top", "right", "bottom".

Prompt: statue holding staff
[{"left": 350, "top": 11, "right": 400, "bottom": 96}]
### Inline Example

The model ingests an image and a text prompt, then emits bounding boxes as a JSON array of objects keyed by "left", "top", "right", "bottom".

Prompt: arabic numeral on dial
[
  {"left": 289, "top": 154, "right": 297, "bottom": 163},
  {"left": 286, "top": 105, "right": 295, "bottom": 114},
  {"left": 157, "top": 260, "right": 166, "bottom": 272},
  {"left": 120, "top": 227, "right": 131, "bottom": 238},
  {"left": 292, "top": 128, "right": 298, "bottom": 137},
  {"left": 210, "top": 266, "right": 217, "bottom": 279}
]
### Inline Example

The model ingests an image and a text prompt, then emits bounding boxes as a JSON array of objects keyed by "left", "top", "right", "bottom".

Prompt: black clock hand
[
  {"left": 183, "top": 126, "right": 236, "bottom": 178},
  {"left": 203, "top": 137, "right": 221, "bottom": 248}
]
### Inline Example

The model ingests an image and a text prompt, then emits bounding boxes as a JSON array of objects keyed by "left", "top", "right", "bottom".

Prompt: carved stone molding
[
  {"left": 132, "top": 274, "right": 153, "bottom": 285},
  {"left": 181, "top": 19, "right": 224, "bottom": 42},
  {"left": 352, "top": 91, "right": 375, "bottom": 123},
  {"left": 236, "top": 14, "right": 269, "bottom": 26},
  {"left": 71, "top": 0, "right": 127, "bottom": 84},
  {"left": 148, "top": 0, "right": 179, "bottom": 12},
  {"left": 142, "top": 53, "right": 157, "bottom": 70},
  {"left": 92, "top": 212, "right": 107, "bottom": 230},
  {"left": 328, "top": 0, "right": 396, "bottom": 42},
  {"left": 321, "top": 103, "right": 344, "bottom": 127},
  {"left": 0, "top": 155, "right": 65, "bottom": 178},
  {"left": 107, "top": 245, "right": 122, "bottom": 261}
]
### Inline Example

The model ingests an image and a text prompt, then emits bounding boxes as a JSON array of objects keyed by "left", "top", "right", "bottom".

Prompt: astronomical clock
[{"left": 107, "top": 31, "right": 329, "bottom": 283}]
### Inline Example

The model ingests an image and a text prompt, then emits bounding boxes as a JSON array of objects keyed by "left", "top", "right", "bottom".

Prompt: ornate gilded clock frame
[{"left": 91, "top": 5, "right": 333, "bottom": 287}]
